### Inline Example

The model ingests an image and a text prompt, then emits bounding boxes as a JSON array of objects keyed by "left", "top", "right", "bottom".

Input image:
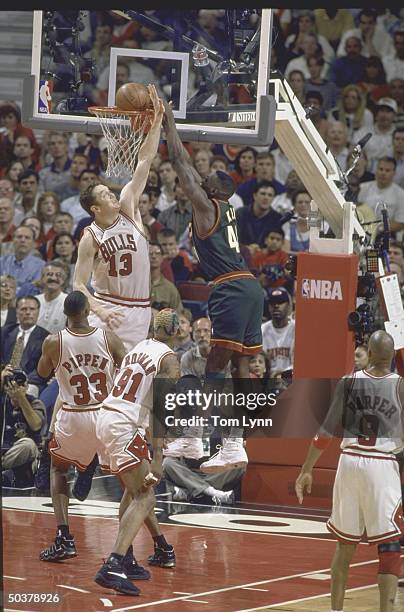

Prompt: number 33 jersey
[
  {"left": 87, "top": 212, "right": 150, "bottom": 307},
  {"left": 56, "top": 327, "right": 116, "bottom": 409}
]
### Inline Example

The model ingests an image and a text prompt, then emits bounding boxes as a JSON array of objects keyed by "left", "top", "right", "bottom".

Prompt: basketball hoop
[{"left": 88, "top": 106, "right": 154, "bottom": 178}]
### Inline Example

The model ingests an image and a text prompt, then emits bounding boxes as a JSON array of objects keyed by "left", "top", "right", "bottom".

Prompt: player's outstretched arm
[
  {"left": 119, "top": 84, "right": 164, "bottom": 220},
  {"left": 105, "top": 330, "right": 127, "bottom": 369}
]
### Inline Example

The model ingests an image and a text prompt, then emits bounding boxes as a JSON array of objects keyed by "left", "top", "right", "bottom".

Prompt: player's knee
[{"left": 378, "top": 541, "right": 401, "bottom": 577}]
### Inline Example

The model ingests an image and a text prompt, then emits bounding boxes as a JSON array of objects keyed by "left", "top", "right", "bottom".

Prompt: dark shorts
[{"left": 208, "top": 275, "right": 264, "bottom": 354}]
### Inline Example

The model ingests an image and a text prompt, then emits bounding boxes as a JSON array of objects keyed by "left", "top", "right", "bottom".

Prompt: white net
[{"left": 88, "top": 107, "right": 153, "bottom": 179}]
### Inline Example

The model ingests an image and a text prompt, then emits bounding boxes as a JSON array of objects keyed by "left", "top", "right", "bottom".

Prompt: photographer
[{"left": 1, "top": 364, "right": 46, "bottom": 487}]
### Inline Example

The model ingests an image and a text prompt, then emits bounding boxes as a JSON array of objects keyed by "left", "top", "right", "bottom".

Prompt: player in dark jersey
[{"left": 163, "top": 102, "right": 264, "bottom": 472}]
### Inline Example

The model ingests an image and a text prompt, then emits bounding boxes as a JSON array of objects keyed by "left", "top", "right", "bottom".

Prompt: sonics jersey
[
  {"left": 55, "top": 327, "right": 116, "bottom": 409},
  {"left": 341, "top": 370, "right": 404, "bottom": 457},
  {"left": 103, "top": 338, "right": 173, "bottom": 428},
  {"left": 86, "top": 212, "right": 150, "bottom": 307},
  {"left": 192, "top": 199, "right": 249, "bottom": 281}
]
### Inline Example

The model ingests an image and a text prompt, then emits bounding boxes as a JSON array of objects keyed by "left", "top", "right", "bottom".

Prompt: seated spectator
[
  {"left": 211, "top": 143, "right": 244, "bottom": 169},
  {"left": 382, "top": 30, "right": 404, "bottom": 83},
  {"left": 337, "top": 9, "right": 393, "bottom": 59},
  {"left": 229, "top": 147, "right": 257, "bottom": 187},
  {"left": 285, "top": 33, "right": 329, "bottom": 79},
  {"left": 355, "top": 98, "right": 398, "bottom": 172},
  {"left": 249, "top": 352, "right": 270, "bottom": 379},
  {"left": 314, "top": 9, "right": 355, "bottom": 51},
  {"left": 0, "top": 197, "right": 16, "bottom": 246},
  {"left": 237, "top": 152, "right": 285, "bottom": 207},
  {"left": 209, "top": 157, "right": 245, "bottom": 210},
  {"left": 173, "top": 309, "right": 194, "bottom": 359},
  {"left": 52, "top": 232, "right": 77, "bottom": 293},
  {"left": 389, "top": 78, "right": 404, "bottom": 129},
  {"left": 357, "top": 56, "right": 389, "bottom": 105},
  {"left": 36, "top": 262, "right": 68, "bottom": 333},
  {"left": 0, "top": 226, "right": 45, "bottom": 293},
  {"left": 325, "top": 121, "right": 350, "bottom": 171},
  {"left": 1, "top": 177, "right": 21, "bottom": 221},
  {"left": 328, "top": 85, "right": 374, "bottom": 141},
  {"left": 282, "top": 190, "right": 312, "bottom": 254},
  {"left": 193, "top": 149, "right": 212, "bottom": 179},
  {"left": 42, "top": 212, "right": 74, "bottom": 260},
  {"left": 60, "top": 169, "right": 100, "bottom": 231},
  {"left": 261, "top": 287, "right": 295, "bottom": 377},
  {"left": 388, "top": 239, "right": 404, "bottom": 266},
  {"left": 37, "top": 192, "right": 61, "bottom": 241},
  {"left": 156, "top": 160, "right": 177, "bottom": 212},
  {"left": 15, "top": 170, "right": 41, "bottom": 220},
  {"left": 304, "top": 91, "right": 329, "bottom": 140},
  {"left": 0, "top": 102, "right": 39, "bottom": 175},
  {"left": 329, "top": 36, "right": 367, "bottom": 89},
  {"left": 180, "top": 316, "right": 230, "bottom": 380},
  {"left": 138, "top": 191, "right": 164, "bottom": 240},
  {"left": 60, "top": 152, "right": 90, "bottom": 199},
  {"left": 392, "top": 127, "right": 404, "bottom": 188},
  {"left": 288, "top": 70, "right": 307, "bottom": 105},
  {"left": 20, "top": 215, "right": 44, "bottom": 254},
  {"left": 250, "top": 229, "right": 289, "bottom": 290},
  {"left": 272, "top": 169, "right": 305, "bottom": 216},
  {"left": 5, "top": 160, "right": 25, "bottom": 192},
  {"left": 1, "top": 365, "right": 46, "bottom": 487},
  {"left": 304, "top": 56, "right": 338, "bottom": 111},
  {"left": 149, "top": 241, "right": 183, "bottom": 311},
  {"left": 12, "top": 135, "right": 40, "bottom": 173},
  {"left": 157, "top": 180, "right": 192, "bottom": 241},
  {"left": 285, "top": 10, "right": 335, "bottom": 64},
  {"left": 157, "top": 228, "right": 193, "bottom": 283},
  {"left": 359, "top": 156, "right": 404, "bottom": 232},
  {"left": 39, "top": 131, "right": 72, "bottom": 197},
  {"left": 236, "top": 181, "right": 282, "bottom": 248},
  {"left": 0, "top": 274, "right": 17, "bottom": 328}
]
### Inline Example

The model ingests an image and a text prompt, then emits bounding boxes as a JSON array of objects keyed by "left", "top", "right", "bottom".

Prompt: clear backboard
[{"left": 22, "top": 9, "right": 276, "bottom": 145}]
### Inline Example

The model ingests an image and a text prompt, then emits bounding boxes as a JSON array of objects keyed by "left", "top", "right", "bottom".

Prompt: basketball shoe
[
  {"left": 148, "top": 543, "right": 176, "bottom": 568},
  {"left": 123, "top": 545, "right": 150, "bottom": 580},
  {"left": 95, "top": 556, "right": 140, "bottom": 595},
  {"left": 163, "top": 437, "right": 204, "bottom": 460},
  {"left": 199, "top": 437, "right": 248, "bottom": 473},
  {"left": 40, "top": 530, "right": 77, "bottom": 562}
]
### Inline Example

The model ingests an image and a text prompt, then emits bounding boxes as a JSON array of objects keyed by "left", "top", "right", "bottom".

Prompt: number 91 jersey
[{"left": 56, "top": 327, "right": 116, "bottom": 408}]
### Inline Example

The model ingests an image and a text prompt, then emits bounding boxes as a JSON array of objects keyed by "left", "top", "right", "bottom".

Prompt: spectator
[
  {"left": 94, "top": 59, "right": 131, "bottom": 106},
  {"left": 12, "top": 135, "right": 39, "bottom": 172},
  {"left": 157, "top": 228, "right": 193, "bottom": 283},
  {"left": 60, "top": 169, "right": 100, "bottom": 230},
  {"left": 157, "top": 181, "right": 192, "bottom": 241},
  {"left": 249, "top": 352, "right": 270, "bottom": 379},
  {"left": 389, "top": 240, "right": 404, "bottom": 266},
  {"left": 0, "top": 295, "right": 49, "bottom": 385},
  {"left": 314, "top": 9, "right": 355, "bottom": 51},
  {"left": 60, "top": 153, "right": 90, "bottom": 199},
  {"left": 0, "top": 197, "right": 16, "bottom": 246},
  {"left": 180, "top": 317, "right": 225, "bottom": 380},
  {"left": 358, "top": 157, "right": 404, "bottom": 232},
  {"left": 236, "top": 181, "right": 282, "bottom": 248},
  {"left": 20, "top": 216, "right": 44, "bottom": 254},
  {"left": 389, "top": 78, "right": 404, "bottom": 128},
  {"left": 282, "top": 190, "right": 312, "bottom": 254},
  {"left": 149, "top": 241, "right": 183, "bottom": 311},
  {"left": 345, "top": 175, "right": 377, "bottom": 237},
  {"left": 0, "top": 227, "right": 45, "bottom": 292},
  {"left": 329, "top": 36, "right": 367, "bottom": 89},
  {"left": 0, "top": 102, "right": 38, "bottom": 174},
  {"left": 337, "top": 9, "right": 393, "bottom": 59},
  {"left": 15, "top": 170, "right": 41, "bottom": 220},
  {"left": 1, "top": 365, "right": 46, "bottom": 488},
  {"left": 5, "top": 160, "right": 25, "bottom": 192},
  {"left": 285, "top": 10, "right": 335, "bottom": 64},
  {"left": 237, "top": 152, "right": 285, "bottom": 207},
  {"left": 328, "top": 85, "right": 374, "bottom": 140},
  {"left": 393, "top": 127, "right": 404, "bottom": 188},
  {"left": 355, "top": 98, "right": 397, "bottom": 172},
  {"left": 272, "top": 169, "right": 305, "bottom": 216},
  {"left": 156, "top": 160, "right": 177, "bottom": 212},
  {"left": 304, "top": 56, "right": 338, "bottom": 111},
  {"left": 52, "top": 232, "right": 77, "bottom": 293},
  {"left": 325, "top": 121, "right": 350, "bottom": 171},
  {"left": 287, "top": 70, "right": 307, "bottom": 105},
  {"left": 207, "top": 157, "right": 245, "bottom": 210},
  {"left": 85, "top": 21, "right": 114, "bottom": 80},
  {"left": 138, "top": 191, "right": 164, "bottom": 241},
  {"left": 37, "top": 192, "right": 61, "bottom": 240},
  {"left": 229, "top": 147, "right": 257, "bottom": 187},
  {"left": 173, "top": 309, "right": 194, "bottom": 359},
  {"left": 357, "top": 56, "right": 389, "bottom": 103},
  {"left": 0, "top": 274, "right": 17, "bottom": 328},
  {"left": 354, "top": 344, "right": 369, "bottom": 371},
  {"left": 193, "top": 149, "right": 212, "bottom": 179},
  {"left": 250, "top": 228, "right": 289, "bottom": 290},
  {"left": 36, "top": 262, "right": 68, "bottom": 333},
  {"left": 304, "top": 91, "right": 329, "bottom": 139},
  {"left": 381, "top": 29, "right": 404, "bottom": 82},
  {"left": 38, "top": 132, "right": 72, "bottom": 197},
  {"left": 346, "top": 149, "right": 374, "bottom": 183},
  {"left": 285, "top": 34, "right": 328, "bottom": 79},
  {"left": 42, "top": 212, "right": 74, "bottom": 260},
  {"left": 0, "top": 177, "right": 21, "bottom": 219},
  {"left": 261, "top": 287, "right": 295, "bottom": 377}
]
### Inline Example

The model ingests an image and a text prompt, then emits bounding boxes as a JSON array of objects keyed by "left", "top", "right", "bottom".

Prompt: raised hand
[{"left": 147, "top": 84, "right": 164, "bottom": 122}]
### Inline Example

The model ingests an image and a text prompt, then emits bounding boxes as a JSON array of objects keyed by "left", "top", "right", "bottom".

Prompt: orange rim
[{"left": 88, "top": 105, "right": 154, "bottom": 120}]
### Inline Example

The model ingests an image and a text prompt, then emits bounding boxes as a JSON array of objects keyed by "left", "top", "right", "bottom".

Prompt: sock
[
  {"left": 204, "top": 486, "right": 224, "bottom": 498},
  {"left": 57, "top": 524, "right": 70, "bottom": 538},
  {"left": 153, "top": 534, "right": 168, "bottom": 549},
  {"left": 109, "top": 552, "right": 124, "bottom": 564}
]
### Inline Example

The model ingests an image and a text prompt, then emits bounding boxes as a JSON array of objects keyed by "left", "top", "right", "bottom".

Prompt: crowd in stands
[{"left": 1, "top": 8, "right": 404, "bottom": 494}]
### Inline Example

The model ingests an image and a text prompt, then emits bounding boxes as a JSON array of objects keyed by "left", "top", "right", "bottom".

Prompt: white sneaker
[
  {"left": 173, "top": 486, "right": 189, "bottom": 502},
  {"left": 163, "top": 438, "right": 204, "bottom": 460},
  {"left": 199, "top": 438, "right": 248, "bottom": 473},
  {"left": 212, "top": 490, "right": 234, "bottom": 506}
]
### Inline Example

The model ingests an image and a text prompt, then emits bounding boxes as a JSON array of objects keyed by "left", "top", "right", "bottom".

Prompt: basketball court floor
[{"left": 3, "top": 475, "right": 404, "bottom": 612}]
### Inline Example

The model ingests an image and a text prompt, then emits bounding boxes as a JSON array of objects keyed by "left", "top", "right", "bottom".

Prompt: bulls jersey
[
  {"left": 86, "top": 212, "right": 150, "bottom": 307},
  {"left": 55, "top": 327, "right": 116, "bottom": 409},
  {"left": 103, "top": 338, "right": 173, "bottom": 428},
  {"left": 192, "top": 199, "right": 248, "bottom": 281},
  {"left": 341, "top": 370, "right": 404, "bottom": 457},
  {"left": 261, "top": 319, "right": 295, "bottom": 376}
]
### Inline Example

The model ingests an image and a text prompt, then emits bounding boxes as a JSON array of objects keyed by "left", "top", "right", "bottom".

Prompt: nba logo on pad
[
  {"left": 301, "top": 279, "right": 310, "bottom": 298},
  {"left": 38, "top": 79, "right": 53, "bottom": 114}
]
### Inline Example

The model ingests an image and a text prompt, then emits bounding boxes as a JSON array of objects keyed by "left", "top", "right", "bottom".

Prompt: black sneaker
[
  {"left": 148, "top": 544, "right": 176, "bottom": 568},
  {"left": 72, "top": 454, "right": 98, "bottom": 502},
  {"left": 40, "top": 533, "right": 77, "bottom": 562},
  {"left": 95, "top": 557, "right": 140, "bottom": 596},
  {"left": 123, "top": 549, "right": 151, "bottom": 580}
]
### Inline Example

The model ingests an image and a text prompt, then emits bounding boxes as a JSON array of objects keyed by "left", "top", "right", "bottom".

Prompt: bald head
[{"left": 368, "top": 331, "right": 394, "bottom": 364}]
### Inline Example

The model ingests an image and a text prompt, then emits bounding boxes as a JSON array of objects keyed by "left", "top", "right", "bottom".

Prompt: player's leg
[
  {"left": 377, "top": 541, "right": 401, "bottom": 612},
  {"left": 330, "top": 541, "right": 357, "bottom": 610}
]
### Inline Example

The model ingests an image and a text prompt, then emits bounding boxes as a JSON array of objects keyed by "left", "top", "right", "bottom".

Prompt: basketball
[{"left": 115, "top": 82, "right": 152, "bottom": 111}]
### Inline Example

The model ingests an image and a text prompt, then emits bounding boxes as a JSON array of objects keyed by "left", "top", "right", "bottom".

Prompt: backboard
[{"left": 22, "top": 9, "right": 276, "bottom": 145}]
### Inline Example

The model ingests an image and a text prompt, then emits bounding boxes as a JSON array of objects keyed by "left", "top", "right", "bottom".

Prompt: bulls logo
[{"left": 125, "top": 431, "right": 150, "bottom": 462}]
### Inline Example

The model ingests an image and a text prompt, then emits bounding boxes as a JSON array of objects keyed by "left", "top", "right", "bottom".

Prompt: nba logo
[
  {"left": 38, "top": 79, "right": 53, "bottom": 114},
  {"left": 301, "top": 278, "right": 310, "bottom": 298}
]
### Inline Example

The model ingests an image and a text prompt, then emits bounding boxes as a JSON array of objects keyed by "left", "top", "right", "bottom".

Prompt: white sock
[{"left": 204, "top": 486, "right": 224, "bottom": 498}]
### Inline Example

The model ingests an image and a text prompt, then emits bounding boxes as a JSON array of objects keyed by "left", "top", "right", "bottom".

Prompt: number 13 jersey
[{"left": 86, "top": 212, "right": 150, "bottom": 307}]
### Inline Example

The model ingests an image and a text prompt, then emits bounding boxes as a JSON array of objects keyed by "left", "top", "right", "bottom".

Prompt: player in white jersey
[
  {"left": 74, "top": 85, "right": 164, "bottom": 351},
  {"left": 295, "top": 331, "right": 404, "bottom": 612},
  {"left": 261, "top": 287, "right": 295, "bottom": 376},
  {"left": 94, "top": 309, "right": 181, "bottom": 596},
  {"left": 37, "top": 291, "right": 126, "bottom": 562}
]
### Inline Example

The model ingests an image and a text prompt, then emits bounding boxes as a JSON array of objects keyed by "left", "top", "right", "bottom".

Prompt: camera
[{"left": 4, "top": 369, "right": 28, "bottom": 387}]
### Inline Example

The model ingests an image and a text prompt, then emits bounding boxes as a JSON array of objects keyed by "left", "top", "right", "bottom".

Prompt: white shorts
[
  {"left": 50, "top": 407, "right": 104, "bottom": 472},
  {"left": 327, "top": 452, "right": 404, "bottom": 545},
  {"left": 96, "top": 408, "right": 151, "bottom": 475},
  {"left": 88, "top": 300, "right": 151, "bottom": 352}
]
